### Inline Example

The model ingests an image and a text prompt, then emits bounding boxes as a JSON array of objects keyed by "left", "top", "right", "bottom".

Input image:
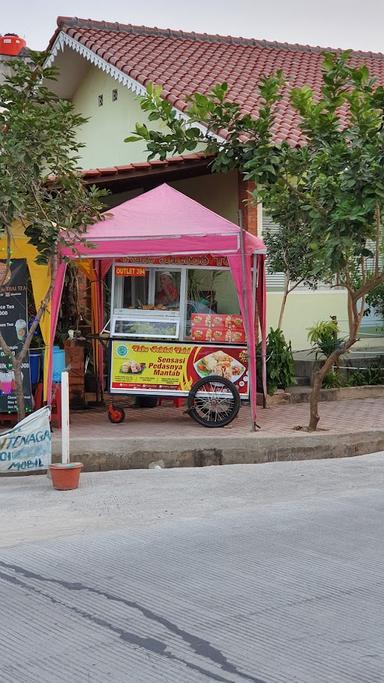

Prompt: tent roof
[
  {"left": 91, "top": 183, "right": 257, "bottom": 238},
  {"left": 63, "top": 183, "right": 265, "bottom": 257}
]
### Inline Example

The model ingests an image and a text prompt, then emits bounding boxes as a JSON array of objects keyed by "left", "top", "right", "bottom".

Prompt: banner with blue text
[{"left": 0, "top": 406, "right": 51, "bottom": 473}]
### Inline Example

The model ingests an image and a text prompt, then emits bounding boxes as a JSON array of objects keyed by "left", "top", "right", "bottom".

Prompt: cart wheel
[
  {"left": 108, "top": 405, "right": 125, "bottom": 424},
  {"left": 187, "top": 375, "right": 240, "bottom": 428}
]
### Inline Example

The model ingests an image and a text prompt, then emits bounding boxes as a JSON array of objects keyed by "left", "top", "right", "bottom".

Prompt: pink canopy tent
[{"left": 51, "top": 184, "right": 267, "bottom": 429}]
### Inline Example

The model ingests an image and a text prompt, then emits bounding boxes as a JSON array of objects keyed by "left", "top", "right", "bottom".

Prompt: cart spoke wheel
[
  {"left": 108, "top": 405, "right": 125, "bottom": 423},
  {"left": 187, "top": 375, "right": 240, "bottom": 428}
]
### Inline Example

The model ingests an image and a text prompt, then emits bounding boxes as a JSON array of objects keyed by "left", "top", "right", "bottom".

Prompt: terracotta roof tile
[
  {"left": 49, "top": 16, "right": 384, "bottom": 145},
  {"left": 80, "top": 152, "right": 213, "bottom": 181}
]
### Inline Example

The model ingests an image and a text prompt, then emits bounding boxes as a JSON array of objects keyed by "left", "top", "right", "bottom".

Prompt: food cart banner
[
  {"left": 0, "top": 259, "right": 32, "bottom": 413},
  {"left": 110, "top": 341, "right": 249, "bottom": 396},
  {"left": 119, "top": 255, "right": 229, "bottom": 268},
  {"left": 0, "top": 406, "right": 51, "bottom": 473}
]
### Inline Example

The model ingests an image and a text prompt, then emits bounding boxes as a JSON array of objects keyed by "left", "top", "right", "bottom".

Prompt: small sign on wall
[{"left": 115, "top": 266, "right": 146, "bottom": 277}]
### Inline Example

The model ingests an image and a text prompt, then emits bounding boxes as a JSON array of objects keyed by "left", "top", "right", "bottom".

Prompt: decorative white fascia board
[{"left": 47, "top": 31, "right": 222, "bottom": 140}]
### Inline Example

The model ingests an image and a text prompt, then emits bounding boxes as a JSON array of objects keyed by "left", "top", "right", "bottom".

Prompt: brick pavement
[{"left": 64, "top": 396, "right": 384, "bottom": 440}]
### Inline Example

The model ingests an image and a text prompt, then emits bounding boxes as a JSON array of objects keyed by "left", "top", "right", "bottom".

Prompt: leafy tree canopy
[
  {"left": 0, "top": 52, "right": 106, "bottom": 420},
  {"left": 128, "top": 52, "right": 384, "bottom": 430},
  {"left": 129, "top": 52, "right": 384, "bottom": 301},
  {"left": 0, "top": 51, "right": 106, "bottom": 265}
]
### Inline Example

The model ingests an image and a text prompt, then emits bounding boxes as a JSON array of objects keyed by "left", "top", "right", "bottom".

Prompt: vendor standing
[{"left": 155, "top": 272, "right": 179, "bottom": 307}]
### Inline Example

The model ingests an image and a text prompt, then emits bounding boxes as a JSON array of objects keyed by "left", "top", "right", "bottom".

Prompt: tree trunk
[
  {"left": 277, "top": 276, "right": 289, "bottom": 329},
  {"left": 309, "top": 338, "right": 360, "bottom": 431},
  {"left": 308, "top": 300, "right": 361, "bottom": 431},
  {"left": 309, "top": 351, "right": 341, "bottom": 431},
  {"left": 13, "top": 359, "right": 25, "bottom": 422}
]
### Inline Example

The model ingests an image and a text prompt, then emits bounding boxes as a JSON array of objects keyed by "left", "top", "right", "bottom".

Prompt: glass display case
[
  {"left": 109, "top": 260, "right": 242, "bottom": 342},
  {"left": 111, "top": 309, "right": 180, "bottom": 339},
  {"left": 110, "top": 262, "right": 185, "bottom": 340}
]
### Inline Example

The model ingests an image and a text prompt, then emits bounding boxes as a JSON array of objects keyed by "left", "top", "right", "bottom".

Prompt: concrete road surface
[{"left": 1, "top": 454, "right": 384, "bottom": 682}]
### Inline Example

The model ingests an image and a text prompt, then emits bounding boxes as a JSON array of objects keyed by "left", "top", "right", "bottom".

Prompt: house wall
[
  {"left": 72, "top": 66, "right": 166, "bottom": 168},
  {"left": 170, "top": 173, "right": 239, "bottom": 225},
  {"left": 267, "top": 290, "right": 348, "bottom": 350}
]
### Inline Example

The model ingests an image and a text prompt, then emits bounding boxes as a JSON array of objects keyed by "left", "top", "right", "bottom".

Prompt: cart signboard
[{"left": 110, "top": 340, "right": 249, "bottom": 396}]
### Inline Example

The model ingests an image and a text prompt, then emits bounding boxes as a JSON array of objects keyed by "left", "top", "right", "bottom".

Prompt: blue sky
[{"left": 3, "top": 0, "right": 383, "bottom": 53}]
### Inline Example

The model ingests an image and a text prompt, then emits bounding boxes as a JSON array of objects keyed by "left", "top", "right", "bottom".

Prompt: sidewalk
[
  {"left": 49, "top": 397, "right": 384, "bottom": 470},
  {"left": 2, "top": 453, "right": 383, "bottom": 547}
]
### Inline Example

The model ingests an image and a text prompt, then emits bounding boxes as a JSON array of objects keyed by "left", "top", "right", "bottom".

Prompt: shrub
[{"left": 257, "top": 327, "right": 296, "bottom": 395}]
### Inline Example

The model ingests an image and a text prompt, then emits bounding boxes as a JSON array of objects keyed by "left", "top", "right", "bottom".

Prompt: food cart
[{"left": 51, "top": 184, "right": 267, "bottom": 430}]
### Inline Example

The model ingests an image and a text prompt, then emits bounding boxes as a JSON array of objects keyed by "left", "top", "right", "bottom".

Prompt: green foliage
[
  {"left": 322, "top": 371, "right": 347, "bottom": 389},
  {"left": 348, "top": 359, "right": 384, "bottom": 386},
  {"left": 130, "top": 52, "right": 384, "bottom": 428},
  {"left": 321, "top": 360, "right": 384, "bottom": 388},
  {"left": 257, "top": 327, "right": 296, "bottom": 395},
  {"left": 0, "top": 52, "right": 106, "bottom": 263},
  {"left": 130, "top": 51, "right": 384, "bottom": 301},
  {"left": 307, "top": 319, "right": 343, "bottom": 357},
  {"left": 365, "top": 284, "right": 384, "bottom": 320},
  {"left": 0, "top": 52, "right": 107, "bottom": 420},
  {"left": 264, "top": 219, "right": 318, "bottom": 291}
]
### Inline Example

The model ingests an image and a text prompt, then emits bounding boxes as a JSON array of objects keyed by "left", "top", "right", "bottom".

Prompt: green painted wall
[
  {"left": 268, "top": 290, "right": 348, "bottom": 349},
  {"left": 72, "top": 66, "right": 167, "bottom": 168}
]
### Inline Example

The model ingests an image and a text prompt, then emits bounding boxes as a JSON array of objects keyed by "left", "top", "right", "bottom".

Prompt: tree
[
  {"left": 263, "top": 205, "right": 318, "bottom": 328},
  {"left": 127, "top": 53, "right": 384, "bottom": 431},
  {"left": 0, "top": 52, "right": 106, "bottom": 420}
]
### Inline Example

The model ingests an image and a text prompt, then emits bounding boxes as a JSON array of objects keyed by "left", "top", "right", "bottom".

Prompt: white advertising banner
[{"left": 0, "top": 406, "right": 51, "bottom": 473}]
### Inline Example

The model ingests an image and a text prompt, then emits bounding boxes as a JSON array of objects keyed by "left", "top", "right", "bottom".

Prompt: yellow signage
[
  {"left": 115, "top": 266, "right": 146, "bottom": 277},
  {"left": 110, "top": 340, "right": 249, "bottom": 396}
]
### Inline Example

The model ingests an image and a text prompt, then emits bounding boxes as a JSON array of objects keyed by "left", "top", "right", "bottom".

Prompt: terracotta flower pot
[{"left": 49, "top": 463, "right": 83, "bottom": 490}]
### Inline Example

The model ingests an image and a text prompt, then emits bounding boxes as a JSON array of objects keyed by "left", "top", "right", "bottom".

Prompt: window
[
  {"left": 154, "top": 270, "right": 181, "bottom": 310},
  {"left": 262, "top": 211, "right": 285, "bottom": 291},
  {"left": 263, "top": 210, "right": 334, "bottom": 292},
  {"left": 186, "top": 269, "right": 243, "bottom": 343},
  {"left": 122, "top": 269, "right": 149, "bottom": 309}
]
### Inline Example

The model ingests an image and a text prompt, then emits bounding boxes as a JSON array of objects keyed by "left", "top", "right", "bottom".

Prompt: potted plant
[{"left": 48, "top": 461, "right": 83, "bottom": 490}]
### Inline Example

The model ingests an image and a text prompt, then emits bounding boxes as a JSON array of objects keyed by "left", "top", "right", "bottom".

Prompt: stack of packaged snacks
[{"left": 191, "top": 314, "right": 245, "bottom": 343}]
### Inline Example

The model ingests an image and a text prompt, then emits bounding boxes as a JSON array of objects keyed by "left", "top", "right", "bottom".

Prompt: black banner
[{"left": 0, "top": 260, "right": 32, "bottom": 413}]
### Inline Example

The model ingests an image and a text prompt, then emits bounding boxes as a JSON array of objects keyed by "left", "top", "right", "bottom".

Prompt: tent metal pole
[
  {"left": 252, "top": 252, "right": 258, "bottom": 318},
  {"left": 238, "top": 212, "right": 256, "bottom": 432}
]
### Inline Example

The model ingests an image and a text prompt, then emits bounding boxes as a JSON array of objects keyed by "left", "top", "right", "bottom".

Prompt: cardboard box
[
  {"left": 230, "top": 315, "right": 244, "bottom": 330},
  {"left": 191, "top": 313, "right": 245, "bottom": 332},
  {"left": 226, "top": 330, "right": 246, "bottom": 344},
  {"left": 191, "top": 327, "right": 246, "bottom": 344},
  {"left": 191, "top": 313, "right": 210, "bottom": 327},
  {"left": 210, "top": 328, "right": 227, "bottom": 343},
  {"left": 191, "top": 326, "right": 213, "bottom": 342}
]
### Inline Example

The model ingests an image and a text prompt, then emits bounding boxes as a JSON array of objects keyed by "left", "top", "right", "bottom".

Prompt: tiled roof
[
  {"left": 81, "top": 152, "right": 213, "bottom": 182},
  {"left": 50, "top": 17, "right": 384, "bottom": 146}
]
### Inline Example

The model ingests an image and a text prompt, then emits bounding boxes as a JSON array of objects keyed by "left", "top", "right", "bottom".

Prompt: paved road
[{"left": 1, "top": 455, "right": 384, "bottom": 682}]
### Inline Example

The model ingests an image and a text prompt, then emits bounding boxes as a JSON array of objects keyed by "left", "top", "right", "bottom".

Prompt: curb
[{"left": 51, "top": 430, "right": 384, "bottom": 471}]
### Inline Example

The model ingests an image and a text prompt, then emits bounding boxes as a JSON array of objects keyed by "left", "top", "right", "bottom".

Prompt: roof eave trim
[{"left": 46, "top": 31, "right": 222, "bottom": 140}]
